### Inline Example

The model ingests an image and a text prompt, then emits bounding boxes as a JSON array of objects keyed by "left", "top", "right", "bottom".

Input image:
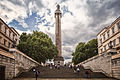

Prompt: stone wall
[
  {"left": 9, "top": 48, "right": 40, "bottom": 76},
  {"left": 0, "top": 54, "right": 15, "bottom": 79},
  {"left": 79, "top": 52, "right": 112, "bottom": 76},
  {"left": 111, "top": 56, "right": 120, "bottom": 79}
]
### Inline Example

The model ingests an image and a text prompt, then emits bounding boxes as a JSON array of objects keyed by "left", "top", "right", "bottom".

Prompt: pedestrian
[
  {"left": 32, "top": 67, "right": 36, "bottom": 72},
  {"left": 57, "top": 65, "right": 60, "bottom": 69},
  {"left": 70, "top": 65, "right": 72, "bottom": 69},
  {"left": 85, "top": 71, "right": 88, "bottom": 78},
  {"left": 50, "top": 66, "right": 52, "bottom": 69},
  {"left": 35, "top": 71, "right": 39, "bottom": 80},
  {"left": 88, "top": 70, "right": 91, "bottom": 78},
  {"left": 55, "top": 65, "right": 57, "bottom": 69},
  {"left": 73, "top": 65, "right": 77, "bottom": 73},
  {"left": 76, "top": 67, "right": 80, "bottom": 73},
  {"left": 76, "top": 67, "right": 80, "bottom": 76}
]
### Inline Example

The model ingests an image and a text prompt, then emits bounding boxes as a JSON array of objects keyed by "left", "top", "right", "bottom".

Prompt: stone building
[
  {"left": 0, "top": 18, "right": 20, "bottom": 79},
  {"left": 0, "top": 18, "right": 40, "bottom": 80},
  {"left": 79, "top": 16, "right": 120, "bottom": 79},
  {"left": 97, "top": 17, "right": 120, "bottom": 54},
  {"left": 97, "top": 16, "right": 120, "bottom": 79}
]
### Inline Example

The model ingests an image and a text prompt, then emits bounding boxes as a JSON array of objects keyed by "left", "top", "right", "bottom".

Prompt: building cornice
[
  {"left": 97, "top": 16, "right": 120, "bottom": 36},
  {"left": 0, "top": 18, "right": 18, "bottom": 36}
]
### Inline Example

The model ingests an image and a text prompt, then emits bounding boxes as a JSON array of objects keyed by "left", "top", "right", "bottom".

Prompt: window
[
  {"left": 104, "top": 45, "right": 106, "bottom": 51},
  {"left": 9, "top": 31, "right": 11, "bottom": 37},
  {"left": 0, "top": 23, "right": 2, "bottom": 30},
  {"left": 4, "top": 39, "right": 7, "bottom": 46},
  {"left": 8, "top": 42, "right": 11, "bottom": 48},
  {"left": 4, "top": 27, "right": 7, "bottom": 34},
  {"left": 100, "top": 39, "right": 102, "bottom": 44},
  {"left": 100, "top": 48, "right": 103, "bottom": 53},
  {"left": 0, "top": 36, "right": 2, "bottom": 43},
  {"left": 117, "top": 22, "right": 120, "bottom": 29},
  {"left": 13, "top": 34, "right": 15, "bottom": 40},
  {"left": 118, "top": 37, "right": 120, "bottom": 43},
  {"left": 107, "top": 31, "right": 110, "bottom": 38},
  {"left": 16, "top": 39, "right": 17, "bottom": 43},
  {"left": 112, "top": 27, "right": 115, "bottom": 34},
  {"left": 113, "top": 39, "right": 116, "bottom": 47},
  {"left": 103, "top": 34, "right": 106, "bottom": 40}
]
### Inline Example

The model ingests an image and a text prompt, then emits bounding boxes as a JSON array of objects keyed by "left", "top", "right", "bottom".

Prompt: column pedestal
[{"left": 54, "top": 56, "right": 64, "bottom": 66}]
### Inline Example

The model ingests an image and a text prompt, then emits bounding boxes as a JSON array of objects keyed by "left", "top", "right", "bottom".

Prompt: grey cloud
[
  {"left": 7, "top": 0, "right": 44, "bottom": 13},
  {"left": 86, "top": 0, "right": 120, "bottom": 28},
  {"left": 62, "top": 23, "right": 97, "bottom": 46},
  {"left": 8, "top": 0, "right": 24, "bottom": 6},
  {"left": 0, "top": 3, "right": 12, "bottom": 12},
  {"left": 62, "top": 46, "right": 73, "bottom": 59}
]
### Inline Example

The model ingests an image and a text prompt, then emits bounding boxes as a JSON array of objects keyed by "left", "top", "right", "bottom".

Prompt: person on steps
[
  {"left": 35, "top": 71, "right": 39, "bottom": 80},
  {"left": 76, "top": 67, "right": 80, "bottom": 76},
  {"left": 85, "top": 71, "right": 89, "bottom": 78},
  {"left": 88, "top": 70, "right": 91, "bottom": 78},
  {"left": 73, "top": 65, "right": 77, "bottom": 73}
]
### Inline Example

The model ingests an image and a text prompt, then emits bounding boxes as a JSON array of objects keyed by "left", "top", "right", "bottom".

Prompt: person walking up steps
[
  {"left": 35, "top": 71, "right": 39, "bottom": 80},
  {"left": 85, "top": 70, "right": 89, "bottom": 78}
]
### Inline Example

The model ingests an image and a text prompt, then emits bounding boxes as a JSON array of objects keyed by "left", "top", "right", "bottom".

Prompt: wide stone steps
[
  {"left": 15, "top": 65, "right": 116, "bottom": 79},
  {"left": 13, "top": 78, "right": 118, "bottom": 80}
]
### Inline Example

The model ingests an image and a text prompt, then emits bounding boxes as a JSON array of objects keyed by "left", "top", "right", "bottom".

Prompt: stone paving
[{"left": 13, "top": 78, "right": 117, "bottom": 80}]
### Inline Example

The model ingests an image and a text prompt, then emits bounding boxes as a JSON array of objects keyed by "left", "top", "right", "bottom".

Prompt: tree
[
  {"left": 17, "top": 31, "right": 58, "bottom": 63},
  {"left": 72, "top": 39, "right": 98, "bottom": 65}
]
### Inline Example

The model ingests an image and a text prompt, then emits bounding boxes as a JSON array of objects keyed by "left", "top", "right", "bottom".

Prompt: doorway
[{"left": 0, "top": 65, "right": 5, "bottom": 80}]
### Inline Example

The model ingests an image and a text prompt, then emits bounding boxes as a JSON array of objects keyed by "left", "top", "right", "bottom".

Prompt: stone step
[
  {"left": 16, "top": 66, "right": 114, "bottom": 79},
  {"left": 13, "top": 78, "right": 118, "bottom": 80}
]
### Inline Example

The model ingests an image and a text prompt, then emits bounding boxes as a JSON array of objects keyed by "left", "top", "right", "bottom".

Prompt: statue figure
[{"left": 57, "top": 4, "right": 60, "bottom": 10}]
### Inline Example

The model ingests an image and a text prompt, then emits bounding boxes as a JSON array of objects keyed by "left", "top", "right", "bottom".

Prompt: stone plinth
[{"left": 54, "top": 56, "right": 64, "bottom": 66}]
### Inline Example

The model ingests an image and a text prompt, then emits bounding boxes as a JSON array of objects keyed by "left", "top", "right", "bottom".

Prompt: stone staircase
[{"left": 14, "top": 65, "right": 117, "bottom": 79}]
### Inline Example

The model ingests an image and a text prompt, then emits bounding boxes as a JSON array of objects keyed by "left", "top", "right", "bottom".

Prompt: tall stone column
[{"left": 54, "top": 5, "right": 64, "bottom": 66}]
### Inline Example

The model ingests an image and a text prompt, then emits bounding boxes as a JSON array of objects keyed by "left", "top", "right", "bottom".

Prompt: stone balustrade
[
  {"left": 9, "top": 48, "right": 40, "bottom": 76},
  {"left": 79, "top": 52, "right": 112, "bottom": 77}
]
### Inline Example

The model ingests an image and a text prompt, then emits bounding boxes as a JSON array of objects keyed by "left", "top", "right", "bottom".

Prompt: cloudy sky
[{"left": 0, "top": 0, "right": 120, "bottom": 63}]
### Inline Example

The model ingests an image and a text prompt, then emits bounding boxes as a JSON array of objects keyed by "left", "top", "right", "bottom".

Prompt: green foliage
[
  {"left": 17, "top": 31, "right": 58, "bottom": 63},
  {"left": 72, "top": 39, "right": 98, "bottom": 65}
]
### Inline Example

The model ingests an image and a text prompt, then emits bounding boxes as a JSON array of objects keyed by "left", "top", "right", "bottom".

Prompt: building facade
[
  {"left": 97, "top": 17, "right": 120, "bottom": 54},
  {"left": 0, "top": 18, "right": 39, "bottom": 80},
  {"left": 96, "top": 16, "right": 120, "bottom": 79},
  {"left": 0, "top": 18, "right": 20, "bottom": 50},
  {"left": 0, "top": 18, "right": 20, "bottom": 79}
]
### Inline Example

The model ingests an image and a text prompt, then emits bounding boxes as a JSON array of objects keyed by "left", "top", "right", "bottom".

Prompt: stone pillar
[{"left": 54, "top": 4, "right": 64, "bottom": 66}]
